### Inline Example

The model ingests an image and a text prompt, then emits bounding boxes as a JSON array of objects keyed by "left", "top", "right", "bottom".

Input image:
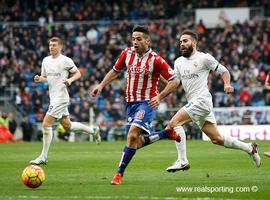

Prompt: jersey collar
[
  {"left": 137, "top": 48, "right": 152, "bottom": 60},
  {"left": 188, "top": 51, "right": 198, "bottom": 60}
]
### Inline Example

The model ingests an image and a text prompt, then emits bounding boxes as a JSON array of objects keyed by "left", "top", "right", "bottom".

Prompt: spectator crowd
[{"left": 0, "top": 0, "right": 269, "bottom": 141}]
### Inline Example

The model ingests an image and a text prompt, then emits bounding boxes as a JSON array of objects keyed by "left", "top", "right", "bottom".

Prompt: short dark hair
[
  {"left": 181, "top": 30, "right": 198, "bottom": 42},
  {"left": 132, "top": 25, "right": 149, "bottom": 36},
  {"left": 49, "top": 37, "right": 63, "bottom": 45}
]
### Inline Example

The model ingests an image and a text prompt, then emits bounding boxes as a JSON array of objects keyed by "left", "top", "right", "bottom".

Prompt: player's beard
[{"left": 181, "top": 45, "right": 193, "bottom": 57}]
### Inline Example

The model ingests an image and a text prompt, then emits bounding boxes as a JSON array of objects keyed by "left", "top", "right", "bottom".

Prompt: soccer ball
[{"left": 21, "top": 165, "right": 45, "bottom": 188}]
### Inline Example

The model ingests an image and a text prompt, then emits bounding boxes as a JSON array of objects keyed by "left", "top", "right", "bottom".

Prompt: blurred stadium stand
[{"left": 0, "top": 0, "right": 269, "bottom": 141}]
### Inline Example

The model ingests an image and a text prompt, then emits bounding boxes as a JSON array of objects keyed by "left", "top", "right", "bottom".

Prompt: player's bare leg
[
  {"left": 264, "top": 152, "right": 270, "bottom": 157},
  {"left": 61, "top": 116, "right": 101, "bottom": 144},
  {"left": 202, "top": 122, "right": 261, "bottom": 167},
  {"left": 30, "top": 114, "right": 55, "bottom": 165}
]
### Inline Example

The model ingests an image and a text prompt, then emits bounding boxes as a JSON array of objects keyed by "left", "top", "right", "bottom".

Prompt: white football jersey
[
  {"left": 174, "top": 51, "right": 219, "bottom": 102},
  {"left": 41, "top": 54, "right": 77, "bottom": 104}
]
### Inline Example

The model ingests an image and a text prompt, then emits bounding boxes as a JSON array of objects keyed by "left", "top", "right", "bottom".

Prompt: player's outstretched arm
[
  {"left": 149, "top": 78, "right": 180, "bottom": 108},
  {"left": 159, "top": 76, "right": 168, "bottom": 88},
  {"left": 90, "top": 69, "right": 120, "bottom": 97},
  {"left": 265, "top": 84, "right": 270, "bottom": 90},
  {"left": 221, "top": 71, "right": 234, "bottom": 94},
  {"left": 159, "top": 78, "right": 180, "bottom": 100},
  {"left": 34, "top": 75, "right": 47, "bottom": 82}
]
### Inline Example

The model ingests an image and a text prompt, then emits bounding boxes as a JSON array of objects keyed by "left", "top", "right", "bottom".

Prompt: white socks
[
  {"left": 70, "top": 122, "right": 95, "bottom": 135},
  {"left": 174, "top": 126, "right": 188, "bottom": 164},
  {"left": 223, "top": 135, "right": 252, "bottom": 153},
  {"left": 40, "top": 127, "right": 53, "bottom": 159},
  {"left": 39, "top": 123, "right": 95, "bottom": 159}
]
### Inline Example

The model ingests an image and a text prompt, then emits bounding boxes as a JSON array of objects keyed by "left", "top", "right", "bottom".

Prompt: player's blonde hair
[{"left": 49, "top": 37, "right": 63, "bottom": 45}]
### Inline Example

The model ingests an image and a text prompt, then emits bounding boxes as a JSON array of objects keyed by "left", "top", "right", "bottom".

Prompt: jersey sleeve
[
  {"left": 113, "top": 49, "right": 127, "bottom": 72},
  {"left": 154, "top": 56, "right": 176, "bottom": 80},
  {"left": 41, "top": 59, "right": 46, "bottom": 76},
  {"left": 174, "top": 59, "right": 181, "bottom": 80},
  {"left": 204, "top": 53, "right": 219, "bottom": 71},
  {"left": 266, "top": 72, "right": 270, "bottom": 85},
  {"left": 64, "top": 58, "right": 77, "bottom": 73}
]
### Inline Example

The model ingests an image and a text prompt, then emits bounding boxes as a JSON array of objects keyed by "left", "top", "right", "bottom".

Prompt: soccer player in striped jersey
[
  {"left": 265, "top": 71, "right": 270, "bottom": 91},
  {"left": 264, "top": 71, "right": 270, "bottom": 157},
  {"left": 91, "top": 25, "right": 180, "bottom": 185},
  {"left": 30, "top": 37, "right": 101, "bottom": 165},
  {"left": 166, "top": 30, "right": 261, "bottom": 172}
]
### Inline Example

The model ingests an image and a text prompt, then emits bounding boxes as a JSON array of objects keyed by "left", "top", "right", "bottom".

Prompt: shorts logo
[
  {"left": 135, "top": 110, "right": 145, "bottom": 120},
  {"left": 185, "top": 102, "right": 193, "bottom": 108},
  {"left": 127, "top": 117, "right": 133, "bottom": 123},
  {"left": 48, "top": 105, "right": 53, "bottom": 112}
]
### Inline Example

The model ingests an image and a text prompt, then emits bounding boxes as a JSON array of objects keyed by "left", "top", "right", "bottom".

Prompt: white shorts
[
  {"left": 183, "top": 98, "right": 216, "bottom": 129},
  {"left": 47, "top": 102, "right": 69, "bottom": 119}
]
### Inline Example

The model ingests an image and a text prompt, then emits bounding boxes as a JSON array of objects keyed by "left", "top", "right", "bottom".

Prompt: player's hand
[
  {"left": 224, "top": 84, "right": 234, "bottom": 94},
  {"left": 148, "top": 96, "right": 160, "bottom": 108},
  {"left": 90, "top": 85, "right": 103, "bottom": 97},
  {"left": 63, "top": 78, "right": 72, "bottom": 86},
  {"left": 34, "top": 75, "right": 41, "bottom": 82}
]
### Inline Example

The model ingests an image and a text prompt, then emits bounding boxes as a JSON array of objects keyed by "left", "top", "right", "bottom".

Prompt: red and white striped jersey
[
  {"left": 113, "top": 47, "right": 176, "bottom": 102},
  {"left": 266, "top": 71, "right": 270, "bottom": 85}
]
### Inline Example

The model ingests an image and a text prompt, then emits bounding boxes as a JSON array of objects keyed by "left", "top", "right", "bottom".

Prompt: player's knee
[
  {"left": 127, "top": 133, "right": 138, "bottom": 145},
  {"left": 42, "top": 123, "right": 51, "bottom": 129},
  {"left": 167, "top": 121, "right": 177, "bottom": 129},
  {"left": 61, "top": 123, "right": 71, "bottom": 130},
  {"left": 127, "top": 134, "right": 137, "bottom": 143},
  {"left": 211, "top": 135, "right": 224, "bottom": 145}
]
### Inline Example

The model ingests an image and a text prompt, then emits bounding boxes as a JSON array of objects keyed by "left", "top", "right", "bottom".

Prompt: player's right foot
[
  {"left": 264, "top": 151, "right": 270, "bottom": 157},
  {"left": 92, "top": 125, "right": 101, "bottom": 144},
  {"left": 111, "top": 172, "right": 122, "bottom": 185},
  {"left": 250, "top": 143, "right": 261, "bottom": 168},
  {"left": 166, "top": 160, "right": 190, "bottom": 173},
  {"left": 166, "top": 129, "right": 181, "bottom": 142},
  {"left": 29, "top": 156, "right": 48, "bottom": 165}
]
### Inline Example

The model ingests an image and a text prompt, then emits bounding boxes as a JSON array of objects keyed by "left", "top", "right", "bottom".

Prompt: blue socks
[
  {"left": 117, "top": 130, "right": 170, "bottom": 175},
  {"left": 143, "top": 130, "right": 169, "bottom": 147},
  {"left": 117, "top": 146, "right": 136, "bottom": 176}
]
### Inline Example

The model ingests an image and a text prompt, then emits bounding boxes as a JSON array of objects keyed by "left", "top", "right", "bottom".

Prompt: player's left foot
[
  {"left": 166, "top": 129, "right": 181, "bottom": 142},
  {"left": 111, "top": 172, "right": 122, "bottom": 185},
  {"left": 29, "top": 156, "right": 48, "bottom": 165},
  {"left": 166, "top": 160, "right": 190, "bottom": 173},
  {"left": 264, "top": 151, "right": 270, "bottom": 158},
  {"left": 91, "top": 125, "right": 101, "bottom": 144},
  {"left": 250, "top": 143, "right": 261, "bottom": 168}
]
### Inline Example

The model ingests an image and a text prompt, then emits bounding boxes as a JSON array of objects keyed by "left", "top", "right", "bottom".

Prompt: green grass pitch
[{"left": 0, "top": 140, "right": 269, "bottom": 199}]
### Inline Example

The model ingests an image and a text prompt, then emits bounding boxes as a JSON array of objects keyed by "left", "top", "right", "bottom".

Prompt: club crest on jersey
[{"left": 193, "top": 62, "right": 198, "bottom": 68}]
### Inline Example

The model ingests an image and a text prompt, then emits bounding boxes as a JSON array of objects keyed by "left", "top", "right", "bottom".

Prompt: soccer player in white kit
[
  {"left": 264, "top": 71, "right": 270, "bottom": 157},
  {"left": 166, "top": 30, "right": 261, "bottom": 172},
  {"left": 30, "top": 37, "right": 101, "bottom": 165}
]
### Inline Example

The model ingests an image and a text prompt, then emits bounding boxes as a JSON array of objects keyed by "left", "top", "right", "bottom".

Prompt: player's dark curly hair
[{"left": 181, "top": 30, "right": 198, "bottom": 42}]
